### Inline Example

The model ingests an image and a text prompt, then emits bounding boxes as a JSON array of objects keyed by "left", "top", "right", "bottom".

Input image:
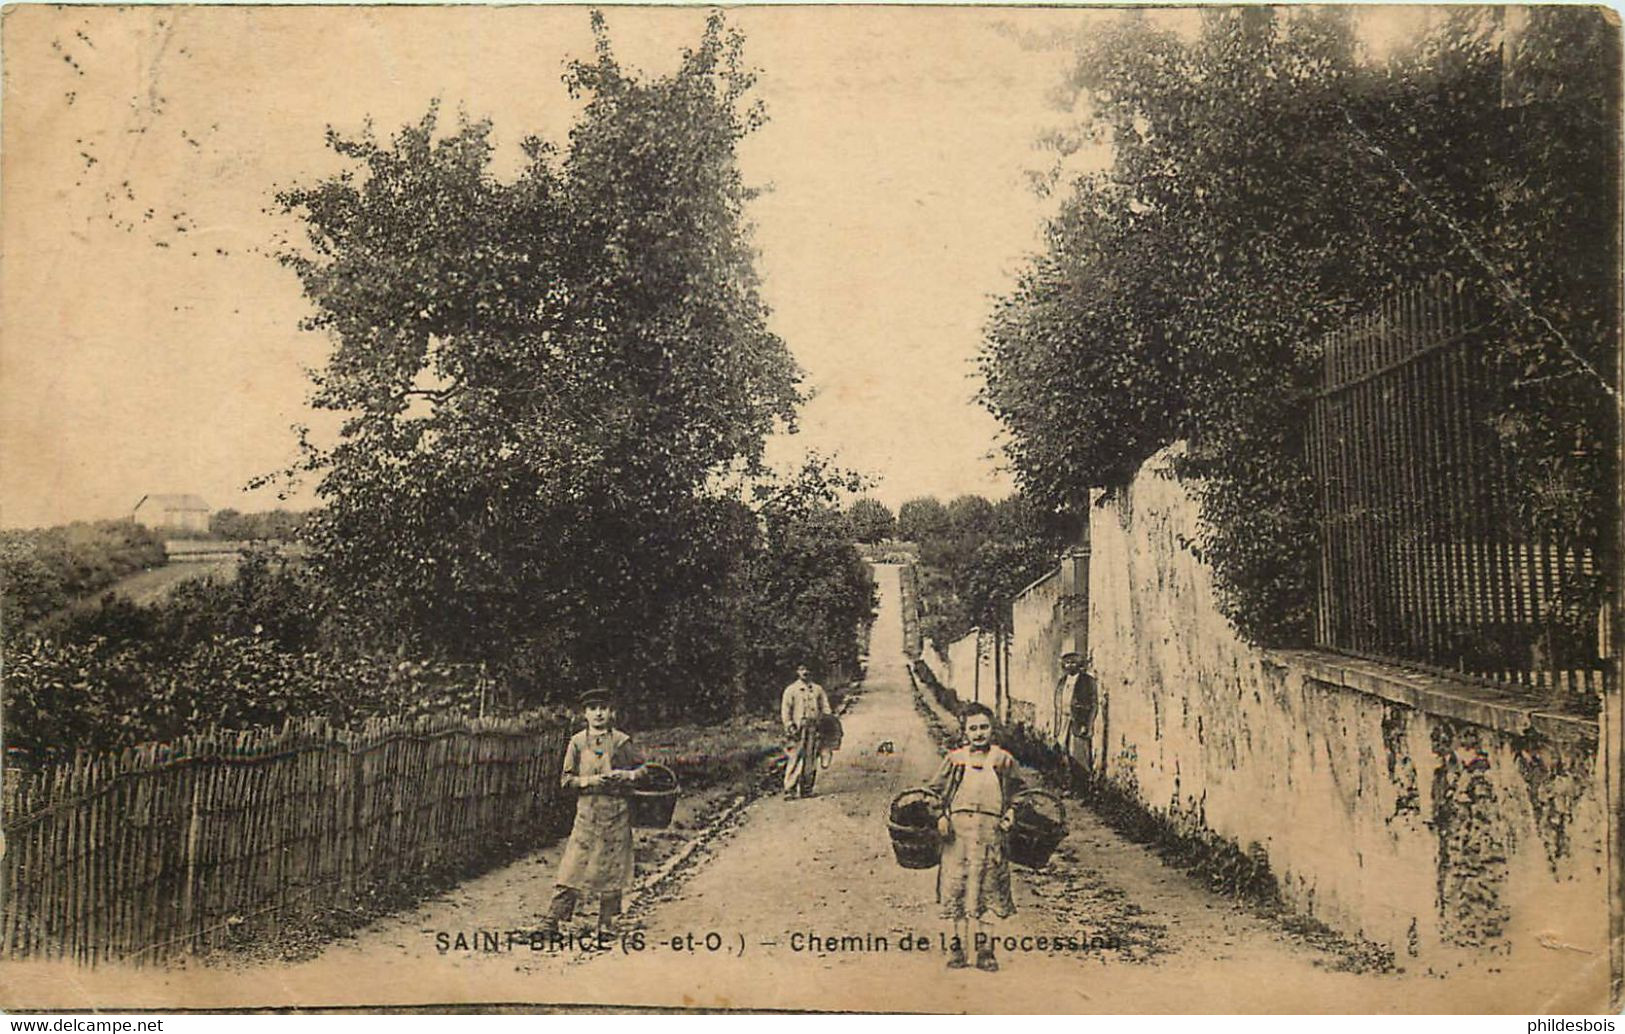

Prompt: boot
[
  {"left": 596, "top": 894, "right": 622, "bottom": 947},
  {"left": 542, "top": 886, "right": 576, "bottom": 937},
  {"left": 945, "top": 944, "right": 968, "bottom": 969},
  {"left": 975, "top": 946, "right": 999, "bottom": 972}
]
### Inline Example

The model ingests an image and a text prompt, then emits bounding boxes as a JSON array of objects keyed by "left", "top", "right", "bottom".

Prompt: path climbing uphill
[{"left": 6, "top": 565, "right": 1585, "bottom": 1012}]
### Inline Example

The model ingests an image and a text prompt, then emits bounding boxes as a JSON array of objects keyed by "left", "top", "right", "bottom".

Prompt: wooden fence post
[
  {"left": 180, "top": 761, "right": 202, "bottom": 956},
  {"left": 349, "top": 736, "right": 365, "bottom": 899}
]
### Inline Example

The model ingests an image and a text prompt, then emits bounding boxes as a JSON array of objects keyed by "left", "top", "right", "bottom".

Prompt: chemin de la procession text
[{"left": 789, "top": 930, "right": 1119, "bottom": 954}]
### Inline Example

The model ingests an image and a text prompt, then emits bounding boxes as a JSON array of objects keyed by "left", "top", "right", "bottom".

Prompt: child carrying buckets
[{"left": 926, "top": 701, "right": 1023, "bottom": 972}]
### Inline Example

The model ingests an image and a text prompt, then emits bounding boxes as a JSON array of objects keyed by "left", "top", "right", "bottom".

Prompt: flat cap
[{"left": 579, "top": 687, "right": 616, "bottom": 708}]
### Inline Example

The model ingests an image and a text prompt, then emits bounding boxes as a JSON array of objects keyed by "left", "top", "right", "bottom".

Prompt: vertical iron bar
[
  {"left": 1375, "top": 301, "right": 1403, "bottom": 657},
  {"left": 1444, "top": 300, "right": 1475, "bottom": 671},
  {"left": 1493, "top": 425, "right": 1529, "bottom": 687},
  {"left": 1399, "top": 288, "right": 1433, "bottom": 661},
  {"left": 1455, "top": 325, "right": 1491, "bottom": 679},
  {"left": 1326, "top": 336, "right": 1344, "bottom": 650},
  {"left": 1349, "top": 321, "right": 1374, "bottom": 653},
  {"left": 1457, "top": 284, "right": 1491, "bottom": 675},
  {"left": 1537, "top": 533, "right": 1560, "bottom": 696},
  {"left": 1419, "top": 287, "right": 1449, "bottom": 663}
]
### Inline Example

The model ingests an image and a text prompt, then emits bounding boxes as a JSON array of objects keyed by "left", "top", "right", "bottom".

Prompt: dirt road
[{"left": 10, "top": 564, "right": 1597, "bottom": 1012}]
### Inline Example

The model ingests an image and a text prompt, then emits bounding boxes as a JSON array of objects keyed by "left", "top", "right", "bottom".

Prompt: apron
[
  {"left": 784, "top": 718, "right": 821, "bottom": 791},
  {"left": 555, "top": 730, "right": 634, "bottom": 894}
]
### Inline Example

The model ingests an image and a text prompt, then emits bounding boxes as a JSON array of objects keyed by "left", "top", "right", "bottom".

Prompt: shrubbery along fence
[{"left": 2, "top": 713, "right": 572, "bottom": 965}]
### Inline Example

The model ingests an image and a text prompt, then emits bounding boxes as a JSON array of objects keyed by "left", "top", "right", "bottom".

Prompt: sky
[
  {"left": 0, "top": 5, "right": 1127, "bottom": 528},
  {"left": 0, "top": 5, "right": 1433, "bottom": 529}
]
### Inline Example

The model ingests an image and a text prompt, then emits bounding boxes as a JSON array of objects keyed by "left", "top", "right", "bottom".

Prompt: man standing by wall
[
  {"left": 1053, "top": 650, "right": 1098, "bottom": 792},
  {"left": 780, "top": 663, "right": 831, "bottom": 799}
]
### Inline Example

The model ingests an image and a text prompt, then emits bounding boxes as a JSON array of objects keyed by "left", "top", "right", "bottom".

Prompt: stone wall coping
[{"left": 1266, "top": 649, "right": 1599, "bottom": 744}]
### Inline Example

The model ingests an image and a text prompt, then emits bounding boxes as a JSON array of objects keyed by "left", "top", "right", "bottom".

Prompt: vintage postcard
[{"left": 0, "top": 3, "right": 1619, "bottom": 1014}]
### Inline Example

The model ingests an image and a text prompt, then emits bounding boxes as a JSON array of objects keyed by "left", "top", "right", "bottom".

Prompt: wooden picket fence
[{"left": 1, "top": 713, "right": 573, "bottom": 965}]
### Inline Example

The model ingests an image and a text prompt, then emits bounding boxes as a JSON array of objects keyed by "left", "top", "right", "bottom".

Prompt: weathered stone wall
[
  {"left": 942, "top": 629, "right": 992, "bottom": 707},
  {"left": 1008, "top": 550, "right": 1093, "bottom": 738},
  {"left": 895, "top": 562, "right": 923, "bottom": 661},
  {"left": 1087, "top": 446, "right": 1608, "bottom": 968},
  {"left": 1010, "top": 569, "right": 1064, "bottom": 736},
  {"left": 920, "top": 638, "right": 950, "bottom": 682}
]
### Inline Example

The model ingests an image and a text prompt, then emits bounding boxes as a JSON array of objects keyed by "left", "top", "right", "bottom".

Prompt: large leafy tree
[
  {"left": 897, "top": 496, "right": 951, "bottom": 544},
  {"left": 277, "top": 14, "right": 803, "bottom": 699},
  {"left": 739, "top": 504, "right": 878, "bottom": 698},
  {"left": 905, "top": 491, "right": 1066, "bottom": 647},
  {"left": 981, "top": 7, "right": 1618, "bottom": 644},
  {"left": 845, "top": 497, "right": 895, "bottom": 544}
]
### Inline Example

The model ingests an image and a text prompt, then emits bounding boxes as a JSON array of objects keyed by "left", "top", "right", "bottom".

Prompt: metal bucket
[{"left": 629, "top": 763, "right": 679, "bottom": 828}]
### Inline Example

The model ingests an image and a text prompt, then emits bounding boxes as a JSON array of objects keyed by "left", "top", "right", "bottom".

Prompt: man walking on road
[{"left": 780, "top": 663, "right": 831, "bottom": 799}]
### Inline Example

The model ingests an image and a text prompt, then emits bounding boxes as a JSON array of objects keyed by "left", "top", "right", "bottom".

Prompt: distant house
[{"left": 131, "top": 494, "right": 210, "bottom": 534}]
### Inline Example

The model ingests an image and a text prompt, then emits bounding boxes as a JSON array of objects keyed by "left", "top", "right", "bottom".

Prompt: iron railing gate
[{"left": 1308, "top": 275, "right": 1607, "bottom": 704}]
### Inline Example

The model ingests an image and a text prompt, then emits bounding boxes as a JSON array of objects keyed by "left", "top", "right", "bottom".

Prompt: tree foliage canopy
[
  {"left": 846, "top": 497, "right": 896, "bottom": 544},
  {"left": 981, "top": 7, "right": 1619, "bottom": 644},
  {"left": 897, "top": 496, "right": 951, "bottom": 544},
  {"left": 274, "top": 14, "right": 866, "bottom": 709},
  {"left": 0, "top": 521, "right": 167, "bottom": 633},
  {"left": 208, "top": 509, "right": 310, "bottom": 542},
  {"left": 909, "top": 492, "right": 1066, "bottom": 646}
]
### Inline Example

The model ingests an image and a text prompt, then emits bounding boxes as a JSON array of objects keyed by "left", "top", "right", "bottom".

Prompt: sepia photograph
[{"left": 0, "top": 2, "right": 1619, "bottom": 1015}]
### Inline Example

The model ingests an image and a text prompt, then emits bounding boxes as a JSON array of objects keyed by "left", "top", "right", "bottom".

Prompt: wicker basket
[
  {"left": 1007, "top": 789, "right": 1066, "bottom": 869},
  {"left": 887, "top": 787, "right": 944, "bottom": 869},
  {"left": 816, "top": 713, "right": 844, "bottom": 752}
]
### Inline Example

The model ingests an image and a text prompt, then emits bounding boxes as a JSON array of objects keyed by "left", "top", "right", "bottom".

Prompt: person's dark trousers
[{"left": 1070, "top": 740, "right": 1095, "bottom": 800}]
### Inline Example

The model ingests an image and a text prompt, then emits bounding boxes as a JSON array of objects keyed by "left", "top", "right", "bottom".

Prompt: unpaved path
[
  {"left": 98, "top": 560, "right": 237, "bottom": 605},
  {"left": 7, "top": 565, "right": 1598, "bottom": 1012}
]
